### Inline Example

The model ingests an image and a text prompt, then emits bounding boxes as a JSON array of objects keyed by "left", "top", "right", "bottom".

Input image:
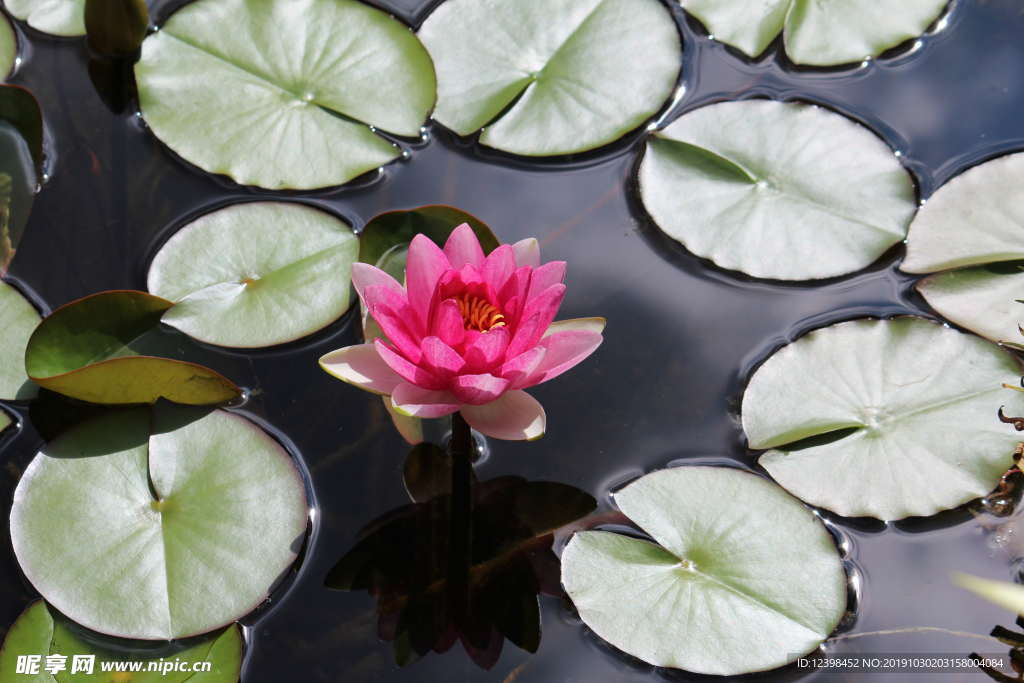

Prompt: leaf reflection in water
[{"left": 326, "top": 443, "right": 596, "bottom": 669}]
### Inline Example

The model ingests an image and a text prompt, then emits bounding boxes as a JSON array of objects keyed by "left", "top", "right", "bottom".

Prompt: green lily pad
[
  {"left": 11, "top": 408, "right": 308, "bottom": 640},
  {"left": 0, "top": 406, "right": 11, "bottom": 433},
  {"left": 25, "top": 290, "right": 241, "bottom": 405},
  {"left": 561, "top": 466, "right": 846, "bottom": 675},
  {"left": 638, "top": 99, "right": 916, "bottom": 280},
  {"left": 3, "top": 0, "right": 84, "bottom": 37},
  {"left": 679, "top": 0, "right": 948, "bottom": 66},
  {"left": 902, "top": 152, "right": 1024, "bottom": 344},
  {"left": 0, "top": 279, "right": 39, "bottom": 399},
  {"left": 742, "top": 317, "right": 1023, "bottom": 520},
  {"left": 0, "top": 13, "right": 15, "bottom": 79},
  {"left": 84, "top": 0, "right": 147, "bottom": 57},
  {"left": 134, "top": 0, "right": 435, "bottom": 190},
  {"left": 147, "top": 202, "right": 359, "bottom": 348},
  {"left": 0, "top": 86, "right": 45, "bottom": 276},
  {"left": 418, "top": 0, "right": 681, "bottom": 156},
  {"left": 0, "top": 601, "right": 243, "bottom": 683},
  {"left": 358, "top": 205, "right": 498, "bottom": 270}
]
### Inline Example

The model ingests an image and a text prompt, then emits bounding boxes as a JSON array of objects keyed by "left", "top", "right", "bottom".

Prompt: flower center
[{"left": 457, "top": 294, "right": 506, "bottom": 332}]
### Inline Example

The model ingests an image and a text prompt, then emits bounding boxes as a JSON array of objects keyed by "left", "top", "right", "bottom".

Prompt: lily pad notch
[{"left": 134, "top": 0, "right": 437, "bottom": 189}]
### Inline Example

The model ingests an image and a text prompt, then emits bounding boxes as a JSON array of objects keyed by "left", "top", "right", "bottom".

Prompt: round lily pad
[
  {"left": 638, "top": 100, "right": 916, "bottom": 280},
  {"left": 561, "top": 466, "right": 846, "bottom": 675},
  {"left": 0, "top": 601, "right": 244, "bottom": 683},
  {"left": 903, "top": 152, "right": 1024, "bottom": 344},
  {"left": 418, "top": 0, "right": 681, "bottom": 156},
  {"left": 679, "top": 0, "right": 949, "bottom": 66},
  {"left": 0, "top": 279, "right": 39, "bottom": 399},
  {"left": 742, "top": 317, "right": 1023, "bottom": 520},
  {"left": 3, "top": 0, "right": 84, "bottom": 37},
  {"left": 134, "top": 0, "right": 435, "bottom": 190},
  {"left": 11, "top": 408, "right": 309, "bottom": 639},
  {"left": 148, "top": 202, "right": 359, "bottom": 348}
]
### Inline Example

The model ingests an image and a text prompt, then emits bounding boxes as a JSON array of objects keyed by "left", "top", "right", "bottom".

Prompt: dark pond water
[{"left": 2, "top": 0, "right": 1024, "bottom": 680}]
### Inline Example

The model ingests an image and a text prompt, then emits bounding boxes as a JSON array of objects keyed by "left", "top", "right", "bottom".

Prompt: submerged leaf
[
  {"left": 148, "top": 202, "right": 359, "bottom": 348},
  {"left": 135, "top": 0, "right": 435, "bottom": 189},
  {"left": 85, "top": 0, "right": 147, "bottom": 57},
  {"left": 639, "top": 100, "right": 915, "bottom": 280},
  {"left": 742, "top": 317, "right": 1023, "bottom": 520},
  {"left": 903, "top": 152, "right": 1024, "bottom": 343},
  {"left": 679, "top": 0, "right": 948, "bottom": 66},
  {"left": 562, "top": 466, "right": 846, "bottom": 675},
  {"left": 11, "top": 409, "right": 308, "bottom": 640},
  {"left": 0, "top": 601, "right": 244, "bottom": 683},
  {"left": 3, "top": 0, "right": 85, "bottom": 37},
  {"left": 418, "top": 0, "right": 681, "bottom": 156},
  {"left": 0, "top": 280, "right": 39, "bottom": 399},
  {"left": 25, "top": 290, "right": 241, "bottom": 405}
]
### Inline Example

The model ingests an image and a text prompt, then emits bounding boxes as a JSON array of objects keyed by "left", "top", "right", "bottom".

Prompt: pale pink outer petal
[
  {"left": 392, "top": 382, "right": 460, "bottom": 418},
  {"left": 461, "top": 390, "right": 546, "bottom": 441},
  {"left": 406, "top": 234, "right": 450, "bottom": 328},
  {"left": 384, "top": 397, "right": 424, "bottom": 445},
  {"left": 443, "top": 223, "right": 486, "bottom": 268},
  {"left": 351, "top": 262, "right": 404, "bottom": 305},
  {"left": 542, "top": 317, "right": 607, "bottom": 339},
  {"left": 319, "top": 344, "right": 404, "bottom": 395},
  {"left": 511, "top": 238, "right": 540, "bottom": 268},
  {"left": 522, "top": 329, "right": 603, "bottom": 387},
  {"left": 452, "top": 373, "right": 511, "bottom": 405}
]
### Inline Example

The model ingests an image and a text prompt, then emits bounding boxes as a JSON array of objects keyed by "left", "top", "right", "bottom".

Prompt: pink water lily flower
[{"left": 320, "top": 224, "right": 605, "bottom": 440}]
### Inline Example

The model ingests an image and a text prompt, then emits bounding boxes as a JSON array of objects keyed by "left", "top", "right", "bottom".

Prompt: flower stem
[{"left": 447, "top": 412, "right": 473, "bottom": 620}]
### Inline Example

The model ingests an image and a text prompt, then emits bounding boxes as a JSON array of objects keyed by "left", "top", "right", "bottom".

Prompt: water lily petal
[
  {"left": 363, "top": 289, "right": 423, "bottom": 362},
  {"left": 482, "top": 244, "right": 516, "bottom": 292},
  {"left": 319, "top": 344, "right": 403, "bottom": 395},
  {"left": 374, "top": 339, "right": 446, "bottom": 390},
  {"left": 508, "top": 284, "right": 566, "bottom": 358},
  {"left": 525, "top": 329, "right": 603, "bottom": 386},
  {"left": 543, "top": 317, "right": 607, "bottom": 338},
  {"left": 443, "top": 222, "right": 486, "bottom": 268},
  {"left": 351, "top": 262, "right": 404, "bottom": 306},
  {"left": 511, "top": 237, "right": 540, "bottom": 268},
  {"left": 392, "top": 382, "right": 460, "bottom": 417},
  {"left": 452, "top": 373, "right": 511, "bottom": 405},
  {"left": 407, "top": 234, "right": 450, "bottom": 329},
  {"left": 498, "top": 267, "right": 530, "bottom": 316},
  {"left": 461, "top": 390, "right": 546, "bottom": 441},
  {"left": 463, "top": 326, "right": 510, "bottom": 373},
  {"left": 421, "top": 336, "right": 466, "bottom": 378},
  {"left": 499, "top": 347, "right": 547, "bottom": 389},
  {"left": 432, "top": 298, "right": 465, "bottom": 348},
  {"left": 527, "top": 261, "right": 567, "bottom": 300}
]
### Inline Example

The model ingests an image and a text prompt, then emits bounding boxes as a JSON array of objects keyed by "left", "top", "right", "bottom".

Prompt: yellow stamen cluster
[{"left": 457, "top": 294, "right": 506, "bottom": 332}]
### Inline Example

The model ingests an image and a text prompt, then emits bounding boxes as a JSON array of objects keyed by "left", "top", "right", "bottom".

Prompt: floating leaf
[
  {"left": 148, "top": 202, "right": 359, "bottom": 348},
  {"left": 0, "top": 86, "right": 44, "bottom": 275},
  {"left": 329, "top": 450, "right": 595, "bottom": 669},
  {"left": 678, "top": 0, "right": 948, "bottom": 66},
  {"left": 0, "top": 280, "right": 39, "bottom": 399},
  {"left": 0, "top": 13, "right": 15, "bottom": 79},
  {"left": 85, "top": 0, "right": 147, "bottom": 57},
  {"left": 0, "top": 407, "right": 11, "bottom": 434},
  {"left": 3, "top": 0, "right": 84, "bottom": 37},
  {"left": 954, "top": 574, "right": 1024, "bottom": 617},
  {"left": 902, "top": 152, "right": 1024, "bottom": 343},
  {"left": 0, "top": 601, "right": 244, "bottom": 683},
  {"left": 742, "top": 317, "right": 1023, "bottom": 520},
  {"left": 24, "top": 290, "right": 241, "bottom": 405},
  {"left": 562, "top": 466, "right": 846, "bottom": 675},
  {"left": 418, "top": 0, "right": 681, "bottom": 156},
  {"left": 359, "top": 205, "right": 498, "bottom": 270},
  {"left": 11, "top": 408, "right": 308, "bottom": 640},
  {"left": 134, "top": 0, "right": 435, "bottom": 190},
  {"left": 638, "top": 100, "right": 915, "bottom": 280}
]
